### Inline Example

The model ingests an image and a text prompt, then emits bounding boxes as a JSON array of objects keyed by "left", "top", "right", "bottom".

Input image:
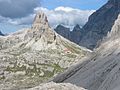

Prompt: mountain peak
[
  {"left": 32, "top": 11, "right": 49, "bottom": 30},
  {"left": 75, "top": 24, "right": 80, "bottom": 27},
  {"left": 24, "top": 11, "right": 56, "bottom": 45},
  {"left": 56, "top": 24, "right": 69, "bottom": 29},
  {"left": 73, "top": 24, "right": 82, "bottom": 32}
]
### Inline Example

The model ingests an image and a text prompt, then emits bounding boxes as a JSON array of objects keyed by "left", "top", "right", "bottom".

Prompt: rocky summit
[{"left": 0, "top": 12, "right": 90, "bottom": 90}]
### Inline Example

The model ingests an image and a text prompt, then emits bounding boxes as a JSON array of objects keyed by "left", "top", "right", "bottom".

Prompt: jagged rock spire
[
  {"left": 32, "top": 11, "right": 49, "bottom": 30},
  {"left": 32, "top": 11, "right": 56, "bottom": 42},
  {"left": 25, "top": 11, "right": 56, "bottom": 44}
]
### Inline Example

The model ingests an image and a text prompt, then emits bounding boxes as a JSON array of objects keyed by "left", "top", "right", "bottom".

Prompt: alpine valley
[{"left": 0, "top": 0, "right": 120, "bottom": 90}]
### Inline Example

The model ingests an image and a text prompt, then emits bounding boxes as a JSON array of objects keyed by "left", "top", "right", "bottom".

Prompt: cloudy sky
[{"left": 0, "top": 0, "right": 107, "bottom": 33}]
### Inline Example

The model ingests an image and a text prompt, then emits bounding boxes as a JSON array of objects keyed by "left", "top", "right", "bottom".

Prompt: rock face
[
  {"left": 79, "top": 0, "right": 120, "bottom": 49},
  {"left": 70, "top": 24, "right": 82, "bottom": 44},
  {"left": 0, "top": 12, "right": 90, "bottom": 90},
  {"left": 55, "top": 25, "right": 70, "bottom": 39},
  {"left": 53, "top": 14, "right": 120, "bottom": 90},
  {"left": 0, "top": 31, "right": 4, "bottom": 36},
  {"left": 27, "top": 82, "right": 86, "bottom": 90},
  {"left": 25, "top": 11, "right": 56, "bottom": 49},
  {"left": 55, "top": 24, "right": 82, "bottom": 44}
]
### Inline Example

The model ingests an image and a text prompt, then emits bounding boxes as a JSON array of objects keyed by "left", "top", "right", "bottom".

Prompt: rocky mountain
[
  {"left": 53, "top": 6, "right": 120, "bottom": 90},
  {"left": 55, "top": 24, "right": 82, "bottom": 45},
  {"left": 54, "top": 24, "right": 70, "bottom": 39},
  {"left": 70, "top": 24, "right": 82, "bottom": 44},
  {"left": 0, "top": 12, "right": 90, "bottom": 90},
  {"left": 79, "top": 0, "right": 120, "bottom": 49},
  {"left": 0, "top": 31, "right": 4, "bottom": 36}
]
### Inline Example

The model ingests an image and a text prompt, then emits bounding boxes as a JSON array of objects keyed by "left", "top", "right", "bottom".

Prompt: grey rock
[
  {"left": 70, "top": 24, "right": 82, "bottom": 44},
  {"left": 54, "top": 24, "right": 70, "bottom": 39},
  {"left": 55, "top": 24, "right": 82, "bottom": 44},
  {"left": 79, "top": 0, "right": 120, "bottom": 49}
]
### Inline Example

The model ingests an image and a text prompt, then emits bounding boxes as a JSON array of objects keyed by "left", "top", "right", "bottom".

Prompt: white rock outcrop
[{"left": 26, "top": 82, "right": 86, "bottom": 90}]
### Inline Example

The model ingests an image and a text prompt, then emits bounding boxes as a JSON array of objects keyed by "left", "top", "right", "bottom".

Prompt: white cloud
[
  {"left": 35, "top": 6, "right": 95, "bottom": 27},
  {"left": 0, "top": 6, "right": 95, "bottom": 31}
]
